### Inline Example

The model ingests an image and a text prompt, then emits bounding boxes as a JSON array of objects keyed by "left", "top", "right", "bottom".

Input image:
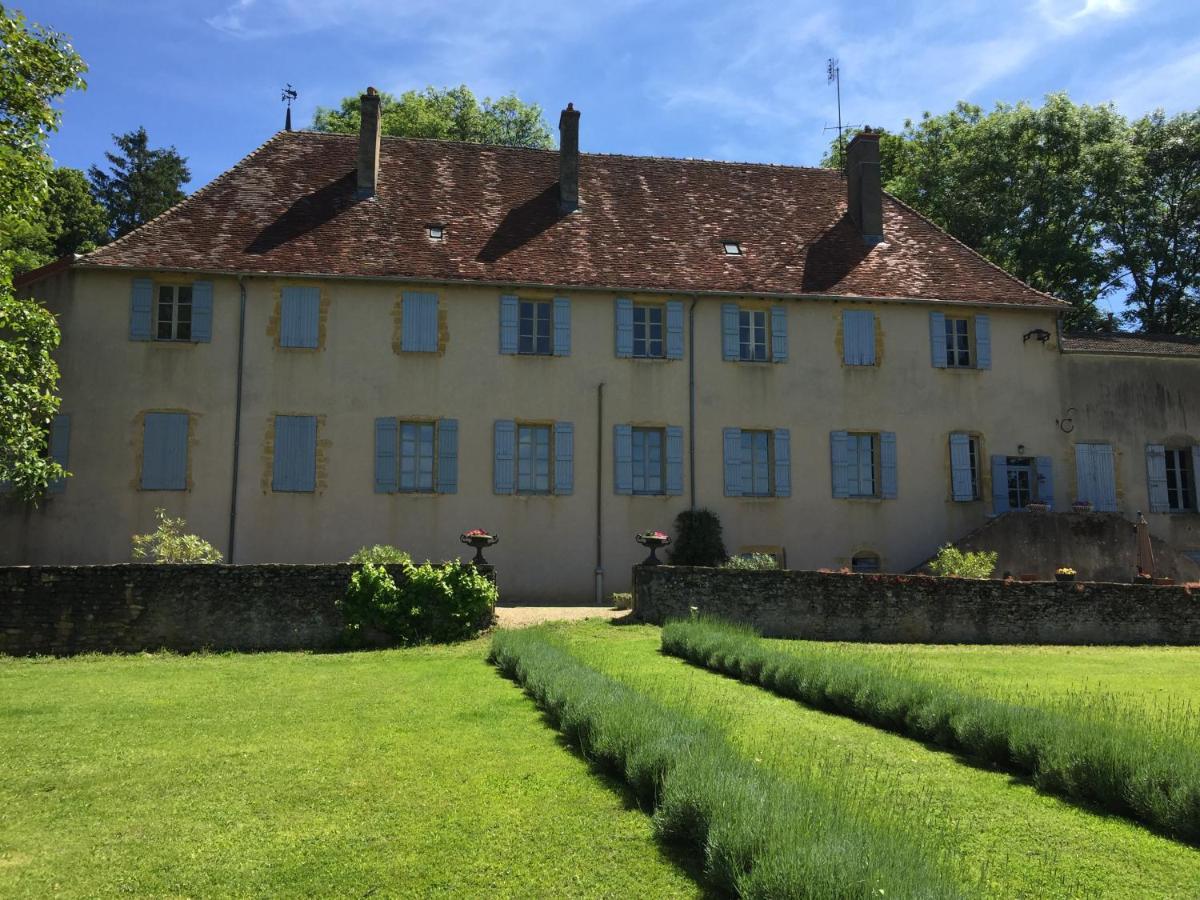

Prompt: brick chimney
[
  {"left": 846, "top": 129, "right": 883, "bottom": 245},
  {"left": 357, "top": 87, "right": 382, "bottom": 199},
  {"left": 559, "top": 103, "right": 580, "bottom": 213}
]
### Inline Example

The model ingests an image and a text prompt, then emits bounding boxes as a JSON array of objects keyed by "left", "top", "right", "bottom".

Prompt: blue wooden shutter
[
  {"left": 402, "top": 291, "right": 438, "bottom": 352},
  {"left": 47, "top": 414, "right": 71, "bottom": 494},
  {"left": 494, "top": 420, "right": 515, "bottom": 494},
  {"left": 613, "top": 424, "right": 633, "bottom": 495},
  {"left": 552, "top": 297, "right": 571, "bottom": 356},
  {"left": 773, "top": 428, "right": 791, "bottom": 497},
  {"left": 723, "top": 427, "right": 742, "bottom": 496},
  {"left": 1096, "top": 444, "right": 1118, "bottom": 512},
  {"left": 1146, "top": 444, "right": 1168, "bottom": 512},
  {"left": 281, "top": 286, "right": 320, "bottom": 348},
  {"left": 991, "top": 455, "right": 1010, "bottom": 513},
  {"left": 880, "top": 432, "right": 898, "bottom": 499},
  {"left": 191, "top": 281, "right": 213, "bottom": 342},
  {"left": 949, "top": 433, "right": 974, "bottom": 501},
  {"left": 974, "top": 314, "right": 991, "bottom": 369},
  {"left": 830, "top": 431, "right": 850, "bottom": 499},
  {"left": 843, "top": 310, "right": 876, "bottom": 365},
  {"left": 721, "top": 304, "right": 740, "bottom": 361},
  {"left": 771, "top": 306, "right": 788, "bottom": 362},
  {"left": 554, "top": 421, "right": 574, "bottom": 495},
  {"left": 930, "top": 312, "right": 947, "bottom": 368},
  {"left": 666, "top": 301, "right": 684, "bottom": 359},
  {"left": 615, "top": 298, "right": 634, "bottom": 358},
  {"left": 374, "top": 417, "right": 398, "bottom": 494},
  {"left": 437, "top": 419, "right": 458, "bottom": 494},
  {"left": 272, "top": 415, "right": 316, "bottom": 492},
  {"left": 1193, "top": 447, "right": 1200, "bottom": 511},
  {"left": 130, "top": 278, "right": 153, "bottom": 340},
  {"left": 665, "top": 426, "right": 684, "bottom": 496},
  {"left": 1035, "top": 456, "right": 1053, "bottom": 508},
  {"left": 142, "top": 412, "right": 188, "bottom": 490},
  {"left": 499, "top": 295, "right": 519, "bottom": 354}
]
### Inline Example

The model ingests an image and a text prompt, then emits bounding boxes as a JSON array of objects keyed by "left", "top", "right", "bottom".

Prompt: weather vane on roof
[{"left": 281, "top": 84, "right": 298, "bottom": 132}]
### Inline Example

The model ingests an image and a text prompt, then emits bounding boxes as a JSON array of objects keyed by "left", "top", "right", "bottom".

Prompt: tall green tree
[
  {"left": 313, "top": 85, "right": 553, "bottom": 149},
  {"left": 88, "top": 127, "right": 190, "bottom": 239},
  {"left": 0, "top": 4, "right": 86, "bottom": 500},
  {"left": 1103, "top": 110, "right": 1200, "bottom": 335},
  {"left": 4, "top": 167, "right": 109, "bottom": 274}
]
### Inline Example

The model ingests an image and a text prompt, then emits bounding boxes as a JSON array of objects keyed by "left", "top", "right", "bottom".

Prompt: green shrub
[
  {"left": 349, "top": 544, "right": 412, "bottom": 565},
  {"left": 489, "top": 627, "right": 959, "bottom": 897},
  {"left": 928, "top": 544, "right": 997, "bottom": 579},
  {"left": 662, "top": 617, "right": 1200, "bottom": 844},
  {"left": 721, "top": 552, "right": 779, "bottom": 570},
  {"left": 341, "top": 560, "right": 496, "bottom": 645},
  {"left": 610, "top": 592, "right": 632, "bottom": 610},
  {"left": 131, "top": 508, "right": 223, "bottom": 563},
  {"left": 667, "top": 508, "right": 726, "bottom": 567}
]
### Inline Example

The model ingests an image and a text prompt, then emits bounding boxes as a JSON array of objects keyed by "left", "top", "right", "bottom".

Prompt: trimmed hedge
[
  {"left": 662, "top": 617, "right": 1200, "bottom": 844},
  {"left": 490, "top": 627, "right": 963, "bottom": 898}
]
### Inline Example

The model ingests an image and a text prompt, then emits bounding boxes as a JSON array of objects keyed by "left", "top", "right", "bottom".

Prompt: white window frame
[
  {"left": 398, "top": 421, "right": 437, "bottom": 493},
  {"left": 738, "top": 309, "right": 769, "bottom": 362},
  {"left": 518, "top": 300, "right": 553, "bottom": 356},
  {"left": 740, "top": 429, "right": 773, "bottom": 497},
  {"left": 631, "top": 426, "right": 665, "bottom": 495},
  {"left": 632, "top": 305, "right": 664, "bottom": 359},
  {"left": 517, "top": 424, "right": 553, "bottom": 494},
  {"left": 156, "top": 284, "right": 193, "bottom": 341},
  {"left": 846, "top": 432, "right": 878, "bottom": 498},
  {"left": 944, "top": 316, "right": 972, "bottom": 368},
  {"left": 1165, "top": 448, "right": 1196, "bottom": 512}
]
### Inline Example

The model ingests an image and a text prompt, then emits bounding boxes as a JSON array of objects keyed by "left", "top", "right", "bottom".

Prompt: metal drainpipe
[
  {"left": 227, "top": 277, "right": 248, "bottom": 563},
  {"left": 595, "top": 382, "right": 605, "bottom": 605},
  {"left": 688, "top": 297, "right": 699, "bottom": 510}
]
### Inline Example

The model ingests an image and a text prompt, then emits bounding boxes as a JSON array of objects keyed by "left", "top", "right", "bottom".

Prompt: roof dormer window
[
  {"left": 722, "top": 241, "right": 742, "bottom": 255},
  {"left": 426, "top": 225, "right": 445, "bottom": 241}
]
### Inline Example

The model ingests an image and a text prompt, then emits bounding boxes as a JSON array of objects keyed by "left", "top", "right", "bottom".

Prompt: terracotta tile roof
[
  {"left": 1061, "top": 332, "right": 1200, "bottom": 357},
  {"left": 77, "top": 131, "right": 1065, "bottom": 308}
]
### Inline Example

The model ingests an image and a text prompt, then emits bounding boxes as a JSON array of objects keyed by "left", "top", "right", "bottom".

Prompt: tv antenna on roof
[
  {"left": 281, "top": 84, "right": 298, "bottom": 131},
  {"left": 823, "top": 59, "right": 858, "bottom": 167}
]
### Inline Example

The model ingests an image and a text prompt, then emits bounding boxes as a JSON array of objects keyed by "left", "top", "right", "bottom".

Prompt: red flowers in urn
[
  {"left": 635, "top": 530, "right": 672, "bottom": 566},
  {"left": 460, "top": 529, "right": 499, "bottom": 566}
]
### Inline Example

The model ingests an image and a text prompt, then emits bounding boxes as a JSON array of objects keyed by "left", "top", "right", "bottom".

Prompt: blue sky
[{"left": 27, "top": 0, "right": 1200, "bottom": 313}]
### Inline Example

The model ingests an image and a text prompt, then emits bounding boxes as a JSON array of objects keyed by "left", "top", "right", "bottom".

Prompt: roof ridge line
[{"left": 82, "top": 131, "right": 291, "bottom": 263}]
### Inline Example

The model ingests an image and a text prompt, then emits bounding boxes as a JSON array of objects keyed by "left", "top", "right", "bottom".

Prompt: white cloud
[{"left": 1036, "top": 0, "right": 1139, "bottom": 30}]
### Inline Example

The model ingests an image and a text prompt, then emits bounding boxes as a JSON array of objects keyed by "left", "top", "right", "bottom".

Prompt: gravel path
[{"left": 495, "top": 606, "right": 631, "bottom": 628}]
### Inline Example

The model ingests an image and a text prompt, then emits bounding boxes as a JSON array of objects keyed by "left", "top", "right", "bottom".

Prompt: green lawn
[
  {"left": 553, "top": 621, "right": 1200, "bottom": 898},
  {"left": 0, "top": 640, "right": 699, "bottom": 898}
]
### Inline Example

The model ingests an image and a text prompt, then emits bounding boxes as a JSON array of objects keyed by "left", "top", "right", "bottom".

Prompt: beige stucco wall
[
  {"left": 1060, "top": 353, "right": 1200, "bottom": 558},
  {"left": 10, "top": 266, "right": 1191, "bottom": 601}
]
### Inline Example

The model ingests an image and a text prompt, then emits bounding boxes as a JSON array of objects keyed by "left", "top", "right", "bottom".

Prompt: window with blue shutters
[
  {"left": 280, "top": 286, "right": 320, "bottom": 348},
  {"left": 272, "top": 415, "right": 317, "bottom": 492},
  {"left": 132, "top": 280, "right": 212, "bottom": 343},
  {"left": 374, "top": 418, "right": 458, "bottom": 494},
  {"left": 632, "top": 306, "right": 664, "bottom": 358},
  {"left": 401, "top": 292, "right": 439, "bottom": 352},
  {"left": 992, "top": 455, "right": 1050, "bottom": 511},
  {"left": 631, "top": 427, "right": 664, "bottom": 494},
  {"left": 831, "top": 431, "right": 897, "bottom": 499},
  {"left": 723, "top": 304, "right": 787, "bottom": 362},
  {"left": 519, "top": 301, "right": 552, "bottom": 355},
  {"left": 141, "top": 412, "right": 189, "bottom": 491},
  {"left": 723, "top": 427, "right": 787, "bottom": 497},
  {"left": 615, "top": 424, "right": 683, "bottom": 496},
  {"left": 931, "top": 311, "right": 991, "bottom": 370},
  {"left": 495, "top": 420, "right": 573, "bottom": 495},
  {"left": 1149, "top": 445, "right": 1198, "bottom": 513},
  {"left": 949, "top": 432, "right": 981, "bottom": 501},
  {"left": 842, "top": 309, "right": 876, "bottom": 366}
]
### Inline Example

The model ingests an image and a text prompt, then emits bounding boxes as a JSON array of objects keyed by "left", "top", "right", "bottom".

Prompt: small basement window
[
  {"left": 851, "top": 551, "right": 881, "bottom": 573},
  {"left": 722, "top": 241, "right": 742, "bottom": 255},
  {"left": 426, "top": 225, "right": 445, "bottom": 241}
]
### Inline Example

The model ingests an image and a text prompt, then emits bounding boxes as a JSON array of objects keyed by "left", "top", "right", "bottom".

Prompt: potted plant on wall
[
  {"left": 460, "top": 529, "right": 499, "bottom": 566},
  {"left": 635, "top": 530, "right": 672, "bottom": 566},
  {"left": 1055, "top": 566, "right": 1076, "bottom": 583}
]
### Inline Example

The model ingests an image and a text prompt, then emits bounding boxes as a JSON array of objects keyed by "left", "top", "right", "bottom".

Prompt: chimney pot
[
  {"left": 558, "top": 103, "right": 581, "bottom": 213},
  {"left": 846, "top": 130, "right": 883, "bottom": 245},
  {"left": 357, "top": 87, "right": 382, "bottom": 198}
]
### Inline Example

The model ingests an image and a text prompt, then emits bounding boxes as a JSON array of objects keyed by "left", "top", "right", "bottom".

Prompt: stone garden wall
[
  {"left": 633, "top": 566, "right": 1200, "bottom": 645},
  {"left": 0, "top": 563, "right": 494, "bottom": 656}
]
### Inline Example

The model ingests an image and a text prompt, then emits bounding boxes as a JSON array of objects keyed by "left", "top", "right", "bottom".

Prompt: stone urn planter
[
  {"left": 635, "top": 530, "right": 672, "bottom": 566},
  {"left": 460, "top": 529, "right": 499, "bottom": 566}
]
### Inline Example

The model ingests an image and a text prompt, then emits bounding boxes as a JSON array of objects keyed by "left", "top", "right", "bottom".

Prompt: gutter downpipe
[
  {"left": 227, "top": 277, "right": 248, "bottom": 563},
  {"left": 688, "top": 297, "right": 699, "bottom": 510},
  {"left": 595, "top": 382, "right": 605, "bottom": 605}
]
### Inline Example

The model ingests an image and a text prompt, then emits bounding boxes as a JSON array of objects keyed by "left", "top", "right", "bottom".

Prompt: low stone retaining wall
[
  {"left": 633, "top": 566, "right": 1200, "bottom": 645},
  {"left": 0, "top": 563, "right": 494, "bottom": 656}
]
